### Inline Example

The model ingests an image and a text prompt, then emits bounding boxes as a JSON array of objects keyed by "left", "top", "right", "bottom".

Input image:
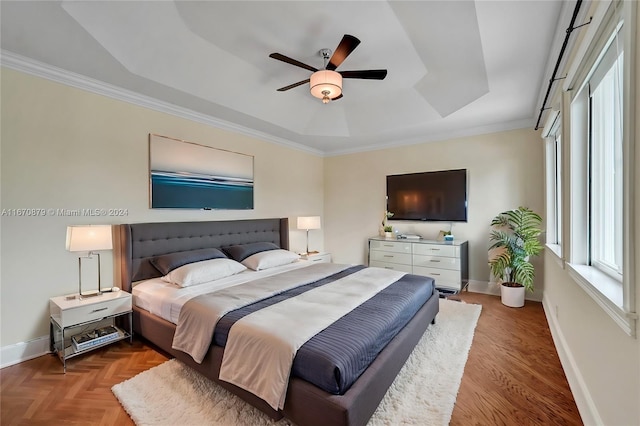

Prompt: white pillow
[
  {"left": 162, "top": 258, "right": 247, "bottom": 287},
  {"left": 241, "top": 249, "right": 300, "bottom": 271}
]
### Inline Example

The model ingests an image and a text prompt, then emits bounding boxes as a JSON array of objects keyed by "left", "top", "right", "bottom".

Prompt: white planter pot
[
  {"left": 501, "top": 283, "right": 525, "bottom": 307},
  {"left": 384, "top": 232, "right": 394, "bottom": 238}
]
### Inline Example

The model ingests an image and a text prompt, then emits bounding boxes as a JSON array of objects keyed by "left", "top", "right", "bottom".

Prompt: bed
[{"left": 113, "top": 218, "right": 439, "bottom": 426}]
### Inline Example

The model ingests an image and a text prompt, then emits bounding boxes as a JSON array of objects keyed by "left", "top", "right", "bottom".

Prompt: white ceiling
[{"left": 0, "top": 1, "right": 566, "bottom": 155}]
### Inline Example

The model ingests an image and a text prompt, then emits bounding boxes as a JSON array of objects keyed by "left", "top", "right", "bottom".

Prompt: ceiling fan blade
[
  {"left": 269, "top": 53, "right": 318, "bottom": 72},
  {"left": 326, "top": 34, "right": 360, "bottom": 71},
  {"left": 340, "top": 69, "right": 388, "bottom": 80},
  {"left": 276, "top": 79, "right": 310, "bottom": 92}
]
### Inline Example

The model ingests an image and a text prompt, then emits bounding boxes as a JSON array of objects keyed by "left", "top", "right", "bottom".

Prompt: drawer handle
[
  {"left": 431, "top": 273, "right": 441, "bottom": 276},
  {"left": 383, "top": 255, "right": 394, "bottom": 258},
  {"left": 430, "top": 248, "right": 440, "bottom": 251},
  {"left": 384, "top": 267, "right": 394, "bottom": 270},
  {"left": 430, "top": 260, "right": 441, "bottom": 263},
  {"left": 383, "top": 244, "right": 394, "bottom": 247},
  {"left": 90, "top": 307, "right": 108, "bottom": 313}
]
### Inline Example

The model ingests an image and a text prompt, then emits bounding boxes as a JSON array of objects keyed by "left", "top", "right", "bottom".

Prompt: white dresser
[{"left": 368, "top": 237, "right": 469, "bottom": 291}]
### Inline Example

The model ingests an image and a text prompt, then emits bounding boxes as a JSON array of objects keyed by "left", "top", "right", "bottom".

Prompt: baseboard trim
[
  {"left": 467, "top": 280, "right": 501, "bottom": 296},
  {"left": 1, "top": 336, "right": 50, "bottom": 369},
  {"left": 542, "top": 293, "right": 602, "bottom": 425},
  {"left": 467, "top": 280, "right": 543, "bottom": 302}
]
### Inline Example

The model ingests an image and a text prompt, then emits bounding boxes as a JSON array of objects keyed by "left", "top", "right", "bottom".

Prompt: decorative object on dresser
[
  {"left": 297, "top": 216, "right": 321, "bottom": 255},
  {"left": 369, "top": 237, "right": 469, "bottom": 292},
  {"left": 49, "top": 290, "right": 132, "bottom": 372},
  {"left": 381, "top": 210, "right": 394, "bottom": 237},
  {"left": 488, "top": 206, "right": 543, "bottom": 308},
  {"left": 65, "top": 224, "right": 113, "bottom": 298}
]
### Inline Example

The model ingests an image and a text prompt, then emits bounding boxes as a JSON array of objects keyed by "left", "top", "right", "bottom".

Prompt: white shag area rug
[{"left": 112, "top": 298, "right": 481, "bottom": 426}]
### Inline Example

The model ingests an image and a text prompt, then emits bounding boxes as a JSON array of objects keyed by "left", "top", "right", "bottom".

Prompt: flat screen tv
[{"left": 386, "top": 169, "right": 468, "bottom": 222}]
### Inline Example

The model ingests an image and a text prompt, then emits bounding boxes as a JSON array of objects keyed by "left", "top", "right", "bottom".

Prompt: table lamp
[
  {"left": 66, "top": 225, "right": 113, "bottom": 299},
  {"left": 297, "top": 216, "right": 321, "bottom": 255}
]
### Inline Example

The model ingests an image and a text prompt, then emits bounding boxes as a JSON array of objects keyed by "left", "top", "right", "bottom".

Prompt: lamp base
[
  {"left": 79, "top": 290, "right": 102, "bottom": 300},
  {"left": 77, "top": 253, "right": 104, "bottom": 300}
]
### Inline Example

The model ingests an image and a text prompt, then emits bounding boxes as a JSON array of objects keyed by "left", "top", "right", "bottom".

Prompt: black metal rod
[{"left": 535, "top": 0, "right": 585, "bottom": 130}]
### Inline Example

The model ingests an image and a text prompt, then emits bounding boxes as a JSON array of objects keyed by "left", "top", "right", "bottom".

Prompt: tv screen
[{"left": 386, "top": 169, "right": 468, "bottom": 222}]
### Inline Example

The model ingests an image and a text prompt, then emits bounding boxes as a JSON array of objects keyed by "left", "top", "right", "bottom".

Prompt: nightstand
[
  {"left": 49, "top": 290, "right": 133, "bottom": 372},
  {"left": 301, "top": 252, "right": 332, "bottom": 263}
]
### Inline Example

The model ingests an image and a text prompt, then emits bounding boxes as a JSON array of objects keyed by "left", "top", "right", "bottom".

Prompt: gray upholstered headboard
[{"left": 114, "top": 218, "right": 289, "bottom": 292}]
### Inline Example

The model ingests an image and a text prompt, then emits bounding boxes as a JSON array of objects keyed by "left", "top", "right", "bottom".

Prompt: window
[
  {"left": 565, "top": 0, "right": 636, "bottom": 336},
  {"left": 589, "top": 44, "right": 624, "bottom": 279},
  {"left": 544, "top": 113, "right": 562, "bottom": 258}
]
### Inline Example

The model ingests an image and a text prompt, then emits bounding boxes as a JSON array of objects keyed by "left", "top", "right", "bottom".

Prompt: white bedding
[{"left": 132, "top": 260, "right": 312, "bottom": 324}]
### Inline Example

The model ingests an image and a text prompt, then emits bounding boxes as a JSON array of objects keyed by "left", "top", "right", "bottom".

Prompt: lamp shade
[
  {"left": 66, "top": 225, "right": 113, "bottom": 252},
  {"left": 310, "top": 70, "right": 342, "bottom": 103},
  {"left": 297, "top": 216, "right": 321, "bottom": 230}
]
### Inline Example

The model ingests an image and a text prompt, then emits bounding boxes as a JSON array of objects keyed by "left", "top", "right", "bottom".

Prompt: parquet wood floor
[{"left": 1, "top": 292, "right": 582, "bottom": 425}]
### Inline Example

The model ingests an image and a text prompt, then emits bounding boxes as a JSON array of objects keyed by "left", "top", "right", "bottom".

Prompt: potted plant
[
  {"left": 488, "top": 206, "right": 543, "bottom": 307},
  {"left": 382, "top": 211, "right": 394, "bottom": 238}
]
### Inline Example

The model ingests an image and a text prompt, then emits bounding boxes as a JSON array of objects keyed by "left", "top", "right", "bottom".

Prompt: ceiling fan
[{"left": 269, "top": 34, "right": 387, "bottom": 104}]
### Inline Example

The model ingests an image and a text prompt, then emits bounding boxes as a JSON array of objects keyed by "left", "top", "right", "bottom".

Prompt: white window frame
[
  {"left": 564, "top": 0, "right": 637, "bottom": 336},
  {"left": 543, "top": 111, "right": 563, "bottom": 264}
]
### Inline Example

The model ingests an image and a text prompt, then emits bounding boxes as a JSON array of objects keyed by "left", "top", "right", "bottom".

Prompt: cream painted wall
[
  {"left": 544, "top": 253, "right": 639, "bottom": 425},
  {"left": 0, "top": 69, "right": 324, "bottom": 346},
  {"left": 323, "top": 128, "right": 545, "bottom": 295}
]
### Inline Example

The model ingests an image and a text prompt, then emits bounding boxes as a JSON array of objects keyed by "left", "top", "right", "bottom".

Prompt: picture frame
[{"left": 149, "top": 134, "right": 254, "bottom": 210}]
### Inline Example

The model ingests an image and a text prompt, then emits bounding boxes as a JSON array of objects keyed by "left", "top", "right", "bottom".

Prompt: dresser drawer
[
  {"left": 51, "top": 293, "right": 132, "bottom": 328},
  {"left": 369, "top": 240, "right": 412, "bottom": 254},
  {"left": 412, "top": 266, "right": 461, "bottom": 285},
  {"left": 370, "top": 251, "right": 412, "bottom": 265},
  {"left": 369, "top": 261, "right": 413, "bottom": 273},
  {"left": 413, "top": 254, "right": 461, "bottom": 271},
  {"left": 412, "top": 243, "right": 457, "bottom": 257}
]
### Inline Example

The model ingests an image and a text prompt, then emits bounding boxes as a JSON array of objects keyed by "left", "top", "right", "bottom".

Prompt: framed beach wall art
[{"left": 149, "top": 134, "right": 254, "bottom": 210}]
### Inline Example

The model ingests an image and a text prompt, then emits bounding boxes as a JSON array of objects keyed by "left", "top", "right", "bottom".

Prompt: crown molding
[
  {"left": 2, "top": 50, "right": 537, "bottom": 159},
  {"left": 0, "top": 50, "right": 323, "bottom": 156},
  {"left": 325, "top": 117, "right": 535, "bottom": 157}
]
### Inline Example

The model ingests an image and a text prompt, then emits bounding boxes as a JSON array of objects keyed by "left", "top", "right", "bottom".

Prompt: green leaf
[{"left": 488, "top": 206, "right": 542, "bottom": 292}]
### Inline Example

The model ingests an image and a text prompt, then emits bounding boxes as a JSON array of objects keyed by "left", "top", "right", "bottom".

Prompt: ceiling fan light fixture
[{"left": 310, "top": 70, "right": 342, "bottom": 103}]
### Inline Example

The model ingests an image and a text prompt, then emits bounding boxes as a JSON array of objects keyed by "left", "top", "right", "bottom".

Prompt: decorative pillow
[
  {"left": 150, "top": 248, "right": 227, "bottom": 275},
  {"left": 223, "top": 242, "right": 280, "bottom": 262},
  {"left": 162, "top": 258, "right": 247, "bottom": 287},
  {"left": 241, "top": 249, "right": 300, "bottom": 271}
]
